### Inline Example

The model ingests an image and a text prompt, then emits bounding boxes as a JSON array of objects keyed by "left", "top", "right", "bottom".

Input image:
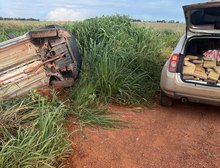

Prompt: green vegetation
[
  {"left": 65, "top": 16, "right": 180, "bottom": 104},
  {"left": 0, "top": 15, "right": 180, "bottom": 167},
  {"left": 135, "top": 21, "right": 185, "bottom": 33},
  {"left": 0, "top": 92, "right": 70, "bottom": 167}
]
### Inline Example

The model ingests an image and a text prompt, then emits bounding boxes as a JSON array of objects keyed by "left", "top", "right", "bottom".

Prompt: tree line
[
  {"left": 131, "top": 19, "right": 180, "bottom": 24},
  {"left": 0, "top": 16, "right": 39, "bottom": 21}
]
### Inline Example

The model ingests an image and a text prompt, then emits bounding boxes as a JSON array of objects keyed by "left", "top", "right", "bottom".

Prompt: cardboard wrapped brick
[
  {"left": 194, "top": 71, "right": 207, "bottom": 80},
  {"left": 186, "top": 55, "right": 199, "bottom": 60},
  {"left": 195, "top": 64, "right": 206, "bottom": 73},
  {"left": 192, "top": 59, "right": 203, "bottom": 64},
  {"left": 184, "top": 60, "right": 196, "bottom": 67},
  {"left": 183, "top": 66, "right": 195, "bottom": 76},
  {"left": 203, "top": 57, "right": 215, "bottom": 61},
  {"left": 193, "top": 64, "right": 207, "bottom": 80},
  {"left": 206, "top": 68, "right": 213, "bottom": 72},
  {"left": 203, "top": 60, "right": 216, "bottom": 68},
  {"left": 208, "top": 70, "right": 219, "bottom": 81},
  {"left": 214, "top": 66, "right": 220, "bottom": 74}
]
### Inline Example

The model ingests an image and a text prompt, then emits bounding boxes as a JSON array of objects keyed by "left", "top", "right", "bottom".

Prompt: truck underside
[{"left": 0, "top": 25, "right": 82, "bottom": 100}]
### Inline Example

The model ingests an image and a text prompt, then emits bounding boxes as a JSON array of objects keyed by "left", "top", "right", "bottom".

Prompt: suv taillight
[{"left": 168, "top": 53, "right": 179, "bottom": 73}]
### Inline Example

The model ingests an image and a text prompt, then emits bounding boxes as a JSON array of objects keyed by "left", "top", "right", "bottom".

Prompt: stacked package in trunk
[{"left": 183, "top": 50, "right": 220, "bottom": 83}]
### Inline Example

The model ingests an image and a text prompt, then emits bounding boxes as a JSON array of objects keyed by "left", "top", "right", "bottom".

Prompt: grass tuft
[{"left": 0, "top": 92, "right": 71, "bottom": 167}]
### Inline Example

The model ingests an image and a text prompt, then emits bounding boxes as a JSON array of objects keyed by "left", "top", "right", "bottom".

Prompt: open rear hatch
[
  {"left": 181, "top": 1, "right": 220, "bottom": 87},
  {"left": 183, "top": 1, "right": 220, "bottom": 35}
]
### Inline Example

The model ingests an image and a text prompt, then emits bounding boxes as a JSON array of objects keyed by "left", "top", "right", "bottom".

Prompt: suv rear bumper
[{"left": 160, "top": 66, "right": 220, "bottom": 106}]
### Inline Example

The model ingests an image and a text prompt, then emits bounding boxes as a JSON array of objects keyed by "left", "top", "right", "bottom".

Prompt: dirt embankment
[{"left": 67, "top": 102, "right": 220, "bottom": 168}]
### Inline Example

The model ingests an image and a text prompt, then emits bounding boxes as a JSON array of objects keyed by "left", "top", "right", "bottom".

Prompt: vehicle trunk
[{"left": 181, "top": 36, "right": 220, "bottom": 87}]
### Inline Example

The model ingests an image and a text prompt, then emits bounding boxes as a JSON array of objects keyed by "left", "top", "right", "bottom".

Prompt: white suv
[{"left": 160, "top": 1, "right": 220, "bottom": 106}]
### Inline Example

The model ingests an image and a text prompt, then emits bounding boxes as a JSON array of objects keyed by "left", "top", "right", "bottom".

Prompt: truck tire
[
  {"left": 67, "top": 34, "right": 82, "bottom": 80},
  {"left": 160, "top": 90, "right": 173, "bottom": 106}
]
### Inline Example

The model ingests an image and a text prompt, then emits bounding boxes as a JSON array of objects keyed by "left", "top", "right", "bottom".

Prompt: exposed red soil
[
  {"left": 37, "top": 87, "right": 68, "bottom": 100},
  {"left": 67, "top": 102, "right": 220, "bottom": 168}
]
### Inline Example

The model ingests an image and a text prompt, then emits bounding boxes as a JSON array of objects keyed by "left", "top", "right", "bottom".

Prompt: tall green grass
[
  {"left": 0, "top": 24, "right": 36, "bottom": 41},
  {"left": 65, "top": 16, "right": 174, "bottom": 105},
  {"left": 63, "top": 15, "right": 180, "bottom": 124},
  {"left": 0, "top": 21, "right": 63, "bottom": 41},
  {"left": 0, "top": 92, "right": 71, "bottom": 167}
]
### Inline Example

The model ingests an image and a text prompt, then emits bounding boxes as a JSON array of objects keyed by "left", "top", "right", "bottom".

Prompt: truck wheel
[
  {"left": 68, "top": 35, "right": 82, "bottom": 80},
  {"left": 160, "top": 91, "right": 173, "bottom": 106}
]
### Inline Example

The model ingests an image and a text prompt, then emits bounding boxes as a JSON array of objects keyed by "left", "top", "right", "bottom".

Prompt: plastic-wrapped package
[{"left": 203, "top": 50, "right": 220, "bottom": 65}]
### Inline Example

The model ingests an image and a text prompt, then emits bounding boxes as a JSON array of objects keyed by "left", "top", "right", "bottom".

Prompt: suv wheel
[{"left": 160, "top": 90, "right": 173, "bottom": 106}]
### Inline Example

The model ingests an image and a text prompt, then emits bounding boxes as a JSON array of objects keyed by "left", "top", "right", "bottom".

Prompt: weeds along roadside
[
  {"left": 0, "top": 15, "right": 181, "bottom": 167},
  {"left": 0, "top": 91, "right": 71, "bottom": 167}
]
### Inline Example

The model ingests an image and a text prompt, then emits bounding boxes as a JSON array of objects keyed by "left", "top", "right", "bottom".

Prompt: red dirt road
[{"left": 67, "top": 102, "right": 220, "bottom": 168}]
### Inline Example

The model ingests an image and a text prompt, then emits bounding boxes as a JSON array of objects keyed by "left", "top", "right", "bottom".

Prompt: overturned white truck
[{"left": 0, "top": 25, "right": 82, "bottom": 100}]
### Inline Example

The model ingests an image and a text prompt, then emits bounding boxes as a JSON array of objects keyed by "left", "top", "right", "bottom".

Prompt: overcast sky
[{"left": 0, "top": 0, "right": 208, "bottom": 21}]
